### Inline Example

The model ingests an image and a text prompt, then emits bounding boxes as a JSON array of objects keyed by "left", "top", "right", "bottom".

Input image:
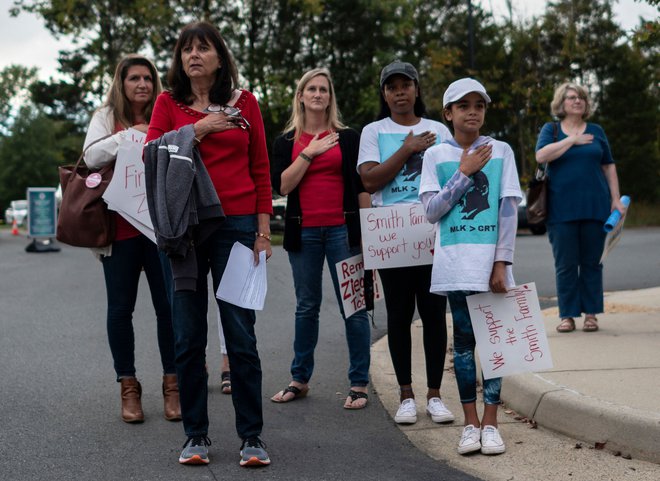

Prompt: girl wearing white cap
[
  {"left": 419, "top": 78, "right": 522, "bottom": 455},
  {"left": 358, "top": 61, "right": 454, "bottom": 426}
]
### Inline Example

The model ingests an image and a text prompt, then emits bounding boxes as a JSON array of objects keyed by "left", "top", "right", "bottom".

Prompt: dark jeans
[
  {"left": 547, "top": 220, "right": 606, "bottom": 318},
  {"left": 378, "top": 264, "right": 448, "bottom": 389},
  {"left": 287, "top": 225, "right": 371, "bottom": 387},
  {"left": 101, "top": 234, "right": 176, "bottom": 380},
  {"left": 168, "top": 215, "right": 263, "bottom": 440}
]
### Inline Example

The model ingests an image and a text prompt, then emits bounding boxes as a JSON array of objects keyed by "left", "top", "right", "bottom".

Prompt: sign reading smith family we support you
[
  {"left": 359, "top": 203, "right": 435, "bottom": 270},
  {"left": 466, "top": 283, "right": 553, "bottom": 380}
]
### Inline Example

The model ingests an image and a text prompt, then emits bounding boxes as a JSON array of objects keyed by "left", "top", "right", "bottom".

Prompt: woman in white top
[
  {"left": 83, "top": 54, "right": 180, "bottom": 424},
  {"left": 357, "top": 61, "right": 454, "bottom": 425}
]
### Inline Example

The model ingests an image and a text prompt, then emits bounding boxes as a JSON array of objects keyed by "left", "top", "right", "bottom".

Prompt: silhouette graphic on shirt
[
  {"left": 401, "top": 150, "right": 425, "bottom": 182},
  {"left": 459, "top": 171, "right": 490, "bottom": 220}
]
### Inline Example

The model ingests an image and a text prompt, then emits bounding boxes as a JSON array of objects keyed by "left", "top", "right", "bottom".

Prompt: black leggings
[{"left": 378, "top": 264, "right": 448, "bottom": 389}]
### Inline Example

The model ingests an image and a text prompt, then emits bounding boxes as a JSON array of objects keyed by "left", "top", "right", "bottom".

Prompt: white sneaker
[
  {"left": 480, "top": 425, "right": 506, "bottom": 454},
  {"left": 425, "top": 397, "right": 455, "bottom": 423},
  {"left": 394, "top": 398, "right": 417, "bottom": 424},
  {"left": 457, "top": 425, "right": 481, "bottom": 454}
]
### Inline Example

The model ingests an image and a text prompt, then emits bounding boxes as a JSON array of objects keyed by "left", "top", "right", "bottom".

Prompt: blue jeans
[
  {"left": 287, "top": 225, "right": 371, "bottom": 387},
  {"left": 447, "top": 291, "right": 501, "bottom": 405},
  {"left": 547, "top": 220, "right": 606, "bottom": 318},
  {"left": 101, "top": 234, "right": 175, "bottom": 380},
  {"left": 169, "top": 215, "right": 263, "bottom": 440}
]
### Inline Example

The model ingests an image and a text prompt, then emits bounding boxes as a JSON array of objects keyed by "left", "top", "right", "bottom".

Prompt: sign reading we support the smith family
[
  {"left": 359, "top": 203, "right": 435, "bottom": 270},
  {"left": 466, "top": 283, "right": 553, "bottom": 380}
]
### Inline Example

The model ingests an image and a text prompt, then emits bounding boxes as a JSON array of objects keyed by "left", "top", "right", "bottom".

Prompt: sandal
[
  {"left": 270, "top": 384, "right": 309, "bottom": 403},
  {"left": 583, "top": 315, "right": 599, "bottom": 332},
  {"left": 221, "top": 371, "right": 231, "bottom": 395},
  {"left": 556, "top": 318, "right": 576, "bottom": 333},
  {"left": 344, "top": 389, "right": 369, "bottom": 410}
]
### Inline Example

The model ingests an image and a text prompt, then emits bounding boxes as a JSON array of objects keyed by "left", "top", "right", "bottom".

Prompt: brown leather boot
[
  {"left": 162, "top": 374, "right": 182, "bottom": 421},
  {"left": 120, "top": 377, "right": 144, "bottom": 423}
]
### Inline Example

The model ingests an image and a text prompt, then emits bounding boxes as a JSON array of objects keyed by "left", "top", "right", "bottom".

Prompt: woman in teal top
[{"left": 535, "top": 82, "right": 625, "bottom": 333}]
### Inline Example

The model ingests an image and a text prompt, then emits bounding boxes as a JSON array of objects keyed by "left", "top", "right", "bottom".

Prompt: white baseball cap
[{"left": 443, "top": 78, "right": 491, "bottom": 108}]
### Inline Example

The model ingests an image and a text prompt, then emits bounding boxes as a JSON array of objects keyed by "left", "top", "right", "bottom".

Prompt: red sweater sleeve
[{"left": 244, "top": 92, "right": 273, "bottom": 214}]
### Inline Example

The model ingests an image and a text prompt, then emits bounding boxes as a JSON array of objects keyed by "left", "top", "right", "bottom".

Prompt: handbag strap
[
  {"left": 72, "top": 133, "right": 115, "bottom": 171},
  {"left": 535, "top": 122, "right": 559, "bottom": 181}
]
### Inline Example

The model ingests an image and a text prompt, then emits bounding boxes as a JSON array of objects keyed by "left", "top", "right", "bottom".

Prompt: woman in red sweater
[{"left": 146, "top": 22, "right": 272, "bottom": 467}]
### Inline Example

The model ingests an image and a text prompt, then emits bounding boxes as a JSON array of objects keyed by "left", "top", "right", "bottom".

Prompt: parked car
[
  {"left": 4, "top": 199, "right": 28, "bottom": 227},
  {"left": 517, "top": 191, "right": 546, "bottom": 235},
  {"left": 271, "top": 195, "right": 287, "bottom": 232}
]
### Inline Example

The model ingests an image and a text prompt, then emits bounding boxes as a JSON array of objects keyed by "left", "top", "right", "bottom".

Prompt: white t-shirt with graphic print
[
  {"left": 419, "top": 138, "right": 522, "bottom": 293},
  {"left": 357, "top": 117, "right": 452, "bottom": 207}
]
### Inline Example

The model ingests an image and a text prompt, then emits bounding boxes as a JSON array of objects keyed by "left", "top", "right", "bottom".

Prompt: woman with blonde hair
[
  {"left": 536, "top": 82, "right": 625, "bottom": 333},
  {"left": 83, "top": 54, "right": 180, "bottom": 424},
  {"left": 270, "top": 68, "right": 372, "bottom": 409}
]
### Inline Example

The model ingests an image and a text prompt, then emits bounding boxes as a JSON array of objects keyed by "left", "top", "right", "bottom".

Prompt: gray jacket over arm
[{"left": 144, "top": 124, "right": 225, "bottom": 291}]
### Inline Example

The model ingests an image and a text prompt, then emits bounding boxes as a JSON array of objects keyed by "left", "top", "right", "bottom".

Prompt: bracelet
[
  {"left": 256, "top": 232, "right": 271, "bottom": 242},
  {"left": 299, "top": 152, "right": 313, "bottom": 163}
]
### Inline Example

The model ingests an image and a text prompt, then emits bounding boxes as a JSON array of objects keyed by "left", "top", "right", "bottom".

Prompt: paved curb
[{"left": 502, "top": 372, "right": 660, "bottom": 463}]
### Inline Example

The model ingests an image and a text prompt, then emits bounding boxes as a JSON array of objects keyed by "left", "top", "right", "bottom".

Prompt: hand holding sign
[{"left": 466, "top": 283, "right": 553, "bottom": 380}]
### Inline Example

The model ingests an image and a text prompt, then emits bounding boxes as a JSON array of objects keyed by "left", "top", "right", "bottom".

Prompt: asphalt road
[{"left": 1, "top": 226, "right": 657, "bottom": 481}]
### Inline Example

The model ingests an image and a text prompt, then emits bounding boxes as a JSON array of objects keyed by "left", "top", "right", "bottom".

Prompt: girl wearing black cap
[{"left": 357, "top": 60, "right": 454, "bottom": 426}]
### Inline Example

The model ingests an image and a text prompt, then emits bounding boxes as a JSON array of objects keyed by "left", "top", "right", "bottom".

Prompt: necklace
[{"left": 562, "top": 121, "right": 585, "bottom": 136}]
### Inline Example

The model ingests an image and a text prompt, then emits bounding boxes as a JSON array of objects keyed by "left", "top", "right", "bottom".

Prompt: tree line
[{"left": 1, "top": 0, "right": 658, "bottom": 211}]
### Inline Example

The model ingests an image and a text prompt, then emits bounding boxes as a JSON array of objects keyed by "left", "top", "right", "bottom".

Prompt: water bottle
[{"left": 603, "top": 195, "right": 631, "bottom": 232}]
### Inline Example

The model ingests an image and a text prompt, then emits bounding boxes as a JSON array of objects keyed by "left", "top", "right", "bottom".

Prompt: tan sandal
[
  {"left": 556, "top": 318, "right": 575, "bottom": 333},
  {"left": 583, "top": 315, "right": 599, "bottom": 332}
]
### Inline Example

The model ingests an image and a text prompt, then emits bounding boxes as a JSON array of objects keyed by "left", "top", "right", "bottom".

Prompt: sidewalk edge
[{"left": 502, "top": 372, "right": 660, "bottom": 464}]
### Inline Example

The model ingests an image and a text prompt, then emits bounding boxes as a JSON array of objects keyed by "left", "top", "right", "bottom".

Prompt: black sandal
[
  {"left": 271, "top": 384, "right": 309, "bottom": 403},
  {"left": 344, "top": 389, "right": 369, "bottom": 410},
  {"left": 221, "top": 371, "right": 231, "bottom": 395}
]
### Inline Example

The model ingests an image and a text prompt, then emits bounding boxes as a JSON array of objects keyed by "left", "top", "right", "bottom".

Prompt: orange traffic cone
[{"left": 11, "top": 218, "right": 19, "bottom": 235}]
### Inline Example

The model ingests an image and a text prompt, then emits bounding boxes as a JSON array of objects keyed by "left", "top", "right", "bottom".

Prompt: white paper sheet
[{"left": 216, "top": 242, "right": 267, "bottom": 310}]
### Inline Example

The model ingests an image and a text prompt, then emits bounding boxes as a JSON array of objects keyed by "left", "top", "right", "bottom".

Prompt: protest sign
[
  {"left": 466, "top": 283, "right": 553, "bottom": 380},
  {"left": 335, "top": 254, "right": 382, "bottom": 318},
  {"left": 359, "top": 203, "right": 435, "bottom": 270},
  {"left": 102, "top": 129, "right": 155, "bottom": 242}
]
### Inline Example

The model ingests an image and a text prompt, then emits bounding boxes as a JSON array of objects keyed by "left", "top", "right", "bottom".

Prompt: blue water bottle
[{"left": 603, "top": 195, "right": 631, "bottom": 232}]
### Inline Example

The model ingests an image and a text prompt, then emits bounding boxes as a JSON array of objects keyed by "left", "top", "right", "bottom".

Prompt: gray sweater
[{"left": 144, "top": 124, "right": 225, "bottom": 291}]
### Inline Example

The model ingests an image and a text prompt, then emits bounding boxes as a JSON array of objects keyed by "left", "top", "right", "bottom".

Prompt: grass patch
[
  {"left": 625, "top": 201, "right": 660, "bottom": 227},
  {"left": 271, "top": 232, "right": 283, "bottom": 246}
]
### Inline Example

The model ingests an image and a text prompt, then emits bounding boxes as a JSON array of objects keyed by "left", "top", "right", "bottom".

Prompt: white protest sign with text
[
  {"left": 466, "top": 283, "right": 553, "bottom": 380},
  {"left": 359, "top": 203, "right": 435, "bottom": 270},
  {"left": 102, "top": 128, "right": 154, "bottom": 239},
  {"left": 334, "top": 254, "right": 383, "bottom": 318}
]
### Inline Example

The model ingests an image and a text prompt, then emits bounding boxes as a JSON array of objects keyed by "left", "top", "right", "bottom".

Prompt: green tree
[
  {"left": 598, "top": 42, "right": 660, "bottom": 201},
  {"left": 0, "top": 65, "right": 38, "bottom": 132},
  {"left": 0, "top": 106, "right": 65, "bottom": 209}
]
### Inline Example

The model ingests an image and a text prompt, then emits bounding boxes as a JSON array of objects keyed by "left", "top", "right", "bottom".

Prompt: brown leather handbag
[
  {"left": 56, "top": 135, "right": 116, "bottom": 247},
  {"left": 525, "top": 166, "right": 547, "bottom": 225},
  {"left": 526, "top": 122, "right": 558, "bottom": 226}
]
